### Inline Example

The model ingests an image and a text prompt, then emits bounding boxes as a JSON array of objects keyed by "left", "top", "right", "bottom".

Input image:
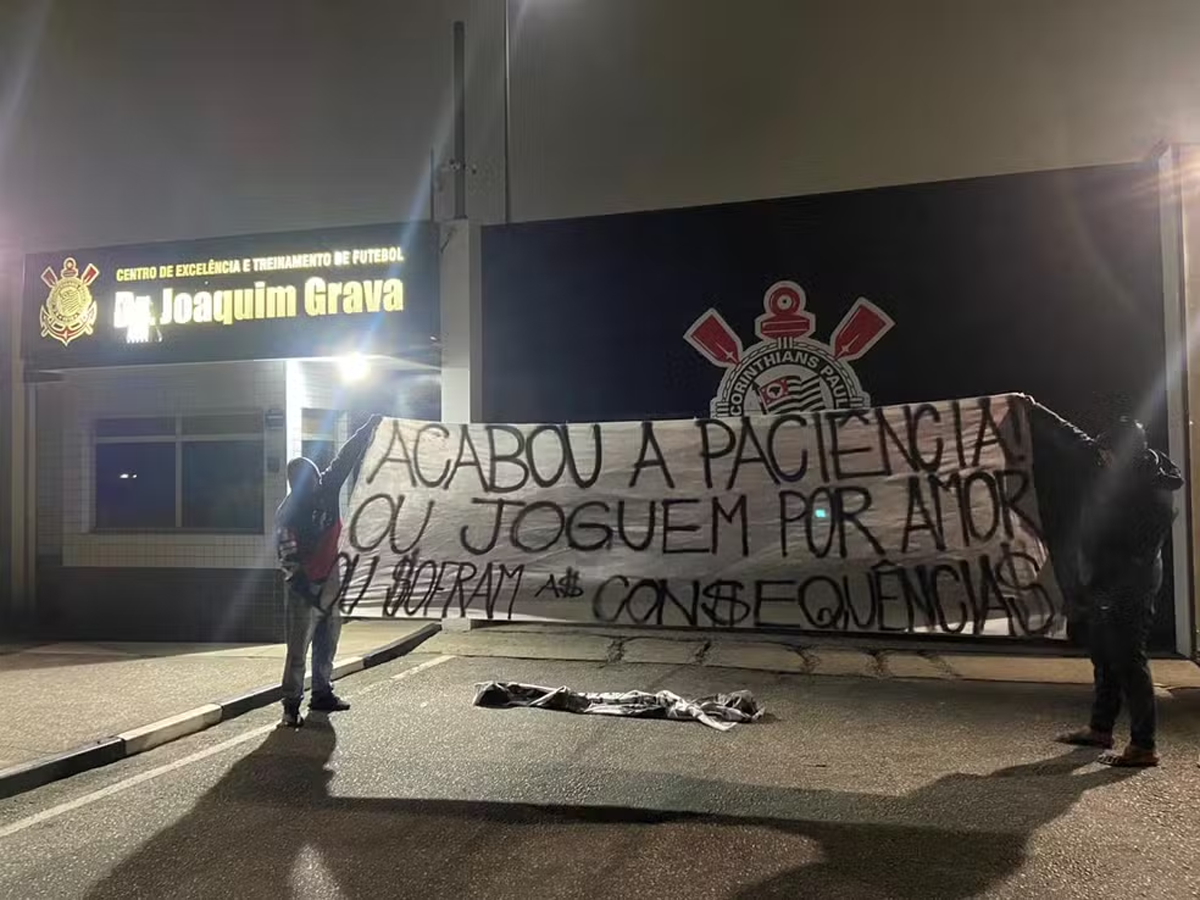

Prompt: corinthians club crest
[
  {"left": 685, "top": 280, "right": 894, "bottom": 416},
  {"left": 40, "top": 257, "right": 100, "bottom": 347}
]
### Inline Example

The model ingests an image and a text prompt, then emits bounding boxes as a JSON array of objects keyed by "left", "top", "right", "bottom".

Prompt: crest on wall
[{"left": 685, "top": 280, "right": 893, "bottom": 415}]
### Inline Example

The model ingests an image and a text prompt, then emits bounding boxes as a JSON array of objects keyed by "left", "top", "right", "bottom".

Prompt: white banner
[{"left": 335, "top": 395, "right": 1064, "bottom": 638}]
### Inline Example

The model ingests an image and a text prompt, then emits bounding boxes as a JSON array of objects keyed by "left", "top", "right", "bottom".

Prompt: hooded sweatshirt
[
  {"left": 275, "top": 417, "right": 379, "bottom": 602},
  {"left": 1078, "top": 447, "right": 1183, "bottom": 593},
  {"left": 1027, "top": 400, "right": 1183, "bottom": 598}
]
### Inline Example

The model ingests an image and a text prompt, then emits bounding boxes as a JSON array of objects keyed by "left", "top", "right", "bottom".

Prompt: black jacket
[{"left": 1027, "top": 400, "right": 1182, "bottom": 601}]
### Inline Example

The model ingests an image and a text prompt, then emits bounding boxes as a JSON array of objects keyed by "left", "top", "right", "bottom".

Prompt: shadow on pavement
[{"left": 83, "top": 719, "right": 1136, "bottom": 900}]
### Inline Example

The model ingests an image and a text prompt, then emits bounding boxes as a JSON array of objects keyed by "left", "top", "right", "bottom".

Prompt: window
[
  {"left": 301, "top": 439, "right": 336, "bottom": 472},
  {"left": 94, "top": 413, "right": 265, "bottom": 532},
  {"left": 298, "top": 409, "right": 369, "bottom": 502},
  {"left": 300, "top": 409, "right": 343, "bottom": 474},
  {"left": 94, "top": 443, "right": 176, "bottom": 529},
  {"left": 182, "top": 441, "right": 264, "bottom": 530}
]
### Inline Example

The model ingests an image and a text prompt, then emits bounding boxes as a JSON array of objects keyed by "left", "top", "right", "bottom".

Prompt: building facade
[
  {"left": 15, "top": 223, "right": 445, "bottom": 640},
  {"left": 3, "top": 1, "right": 1200, "bottom": 653}
]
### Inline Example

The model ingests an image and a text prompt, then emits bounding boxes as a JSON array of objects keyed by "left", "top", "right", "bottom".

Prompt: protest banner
[{"left": 335, "top": 394, "right": 1064, "bottom": 638}]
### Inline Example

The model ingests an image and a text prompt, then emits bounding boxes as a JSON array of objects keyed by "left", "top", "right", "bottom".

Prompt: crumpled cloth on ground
[{"left": 472, "top": 681, "right": 764, "bottom": 732}]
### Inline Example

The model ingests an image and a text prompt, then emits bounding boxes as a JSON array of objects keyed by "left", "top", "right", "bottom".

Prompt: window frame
[
  {"left": 299, "top": 408, "right": 345, "bottom": 475},
  {"left": 92, "top": 411, "right": 266, "bottom": 534}
]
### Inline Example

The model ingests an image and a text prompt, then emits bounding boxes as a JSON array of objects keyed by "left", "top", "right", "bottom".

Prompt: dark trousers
[{"left": 1087, "top": 597, "right": 1156, "bottom": 750}]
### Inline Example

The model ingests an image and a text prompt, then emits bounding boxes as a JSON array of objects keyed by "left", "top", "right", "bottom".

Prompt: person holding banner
[
  {"left": 275, "top": 414, "right": 383, "bottom": 728},
  {"left": 1027, "top": 400, "right": 1182, "bottom": 767}
]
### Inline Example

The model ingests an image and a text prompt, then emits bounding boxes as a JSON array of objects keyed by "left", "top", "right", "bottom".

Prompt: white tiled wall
[
  {"left": 57, "top": 361, "right": 287, "bottom": 569},
  {"left": 284, "top": 359, "right": 348, "bottom": 464},
  {"left": 44, "top": 358, "right": 426, "bottom": 571},
  {"left": 285, "top": 358, "right": 356, "bottom": 514}
]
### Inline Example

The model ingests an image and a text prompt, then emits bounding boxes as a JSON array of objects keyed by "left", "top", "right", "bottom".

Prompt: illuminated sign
[
  {"left": 23, "top": 222, "right": 439, "bottom": 370},
  {"left": 108, "top": 248, "right": 406, "bottom": 344}
]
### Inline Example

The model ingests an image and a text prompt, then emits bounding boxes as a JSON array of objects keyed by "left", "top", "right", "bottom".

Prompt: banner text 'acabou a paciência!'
[{"left": 335, "top": 395, "right": 1064, "bottom": 638}]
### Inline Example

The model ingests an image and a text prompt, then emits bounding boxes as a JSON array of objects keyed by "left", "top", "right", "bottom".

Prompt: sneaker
[
  {"left": 280, "top": 705, "right": 304, "bottom": 728},
  {"left": 309, "top": 693, "right": 350, "bottom": 713}
]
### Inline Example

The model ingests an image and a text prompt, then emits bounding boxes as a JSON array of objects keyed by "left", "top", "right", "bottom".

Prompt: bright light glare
[{"left": 337, "top": 354, "right": 369, "bottom": 383}]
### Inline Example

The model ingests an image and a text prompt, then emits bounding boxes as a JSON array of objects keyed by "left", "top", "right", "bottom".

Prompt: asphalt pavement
[
  {"left": 0, "top": 620, "right": 434, "bottom": 769},
  {"left": 1, "top": 651, "right": 1198, "bottom": 900}
]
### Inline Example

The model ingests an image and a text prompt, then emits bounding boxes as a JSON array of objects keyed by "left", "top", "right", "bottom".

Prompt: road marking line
[
  {"left": 0, "top": 654, "right": 456, "bottom": 841},
  {"left": 391, "top": 654, "right": 455, "bottom": 680},
  {"left": 0, "top": 724, "right": 275, "bottom": 840}
]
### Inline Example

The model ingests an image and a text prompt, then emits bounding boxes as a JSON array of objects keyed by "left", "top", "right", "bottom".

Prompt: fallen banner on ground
[
  {"left": 335, "top": 394, "right": 1064, "bottom": 637},
  {"left": 472, "top": 682, "right": 764, "bottom": 732}
]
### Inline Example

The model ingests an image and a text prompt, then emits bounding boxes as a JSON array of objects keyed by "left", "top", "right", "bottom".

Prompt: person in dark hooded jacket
[
  {"left": 1027, "top": 400, "right": 1183, "bottom": 767},
  {"left": 276, "top": 414, "right": 382, "bottom": 728}
]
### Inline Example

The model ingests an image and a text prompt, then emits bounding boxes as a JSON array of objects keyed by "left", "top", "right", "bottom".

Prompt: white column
[
  {"left": 1160, "top": 144, "right": 1200, "bottom": 659},
  {"left": 0, "top": 243, "right": 30, "bottom": 621},
  {"left": 439, "top": 219, "right": 482, "bottom": 423}
]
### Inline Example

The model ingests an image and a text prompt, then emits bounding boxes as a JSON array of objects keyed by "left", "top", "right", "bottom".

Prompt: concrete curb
[
  {"left": 420, "top": 629, "right": 1200, "bottom": 693},
  {"left": 0, "top": 623, "right": 440, "bottom": 801},
  {"left": 0, "top": 739, "right": 126, "bottom": 801}
]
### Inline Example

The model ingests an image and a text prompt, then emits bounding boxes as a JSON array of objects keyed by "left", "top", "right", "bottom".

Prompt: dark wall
[
  {"left": 35, "top": 563, "right": 285, "bottom": 643},
  {"left": 481, "top": 163, "right": 1176, "bottom": 647},
  {"left": 482, "top": 163, "right": 1166, "bottom": 441}
]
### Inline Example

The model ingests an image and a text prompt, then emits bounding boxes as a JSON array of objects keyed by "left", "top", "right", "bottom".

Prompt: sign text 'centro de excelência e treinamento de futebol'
[{"left": 110, "top": 246, "right": 407, "bottom": 343}]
